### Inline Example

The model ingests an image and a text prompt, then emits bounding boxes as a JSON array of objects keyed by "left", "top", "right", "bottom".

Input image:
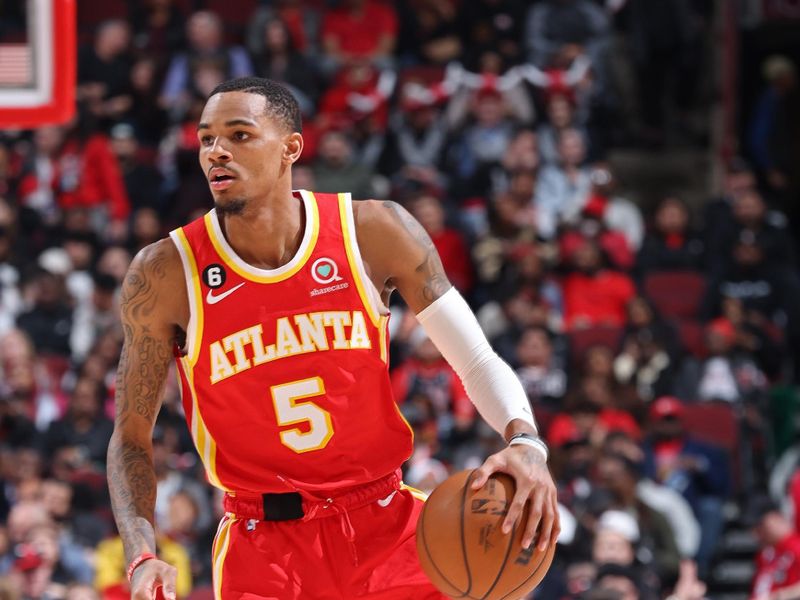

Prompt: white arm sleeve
[{"left": 415, "top": 287, "right": 538, "bottom": 436}]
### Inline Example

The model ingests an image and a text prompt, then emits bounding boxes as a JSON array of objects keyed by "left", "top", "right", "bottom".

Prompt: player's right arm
[{"left": 108, "top": 239, "right": 186, "bottom": 600}]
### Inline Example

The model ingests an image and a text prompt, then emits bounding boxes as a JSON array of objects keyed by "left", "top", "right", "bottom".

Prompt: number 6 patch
[{"left": 203, "top": 263, "right": 226, "bottom": 289}]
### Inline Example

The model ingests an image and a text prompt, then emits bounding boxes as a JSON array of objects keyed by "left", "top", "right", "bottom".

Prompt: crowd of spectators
[{"left": 0, "top": 1, "right": 799, "bottom": 599}]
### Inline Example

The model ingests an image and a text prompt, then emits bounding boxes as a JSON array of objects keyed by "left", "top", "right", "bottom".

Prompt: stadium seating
[
  {"left": 76, "top": 0, "right": 129, "bottom": 39},
  {"left": 678, "top": 319, "right": 708, "bottom": 358},
  {"left": 682, "top": 401, "right": 738, "bottom": 452},
  {"left": 644, "top": 271, "right": 706, "bottom": 321},
  {"left": 567, "top": 325, "right": 623, "bottom": 366}
]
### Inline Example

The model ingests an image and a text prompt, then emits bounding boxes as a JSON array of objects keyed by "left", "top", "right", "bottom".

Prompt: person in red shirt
[
  {"left": 561, "top": 237, "right": 636, "bottom": 330},
  {"left": 749, "top": 498, "right": 800, "bottom": 600},
  {"left": 407, "top": 192, "right": 474, "bottom": 295},
  {"left": 644, "top": 396, "right": 730, "bottom": 576},
  {"left": 320, "top": 0, "right": 398, "bottom": 74},
  {"left": 547, "top": 397, "right": 641, "bottom": 450},
  {"left": 316, "top": 64, "right": 389, "bottom": 133},
  {"left": 17, "top": 125, "right": 130, "bottom": 240},
  {"left": 391, "top": 328, "right": 476, "bottom": 437}
]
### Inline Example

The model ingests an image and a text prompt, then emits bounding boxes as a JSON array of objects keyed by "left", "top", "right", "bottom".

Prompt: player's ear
[{"left": 283, "top": 132, "right": 303, "bottom": 165}]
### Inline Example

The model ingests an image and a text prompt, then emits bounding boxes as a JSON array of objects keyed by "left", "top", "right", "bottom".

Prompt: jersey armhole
[
  {"left": 169, "top": 228, "right": 204, "bottom": 367},
  {"left": 338, "top": 193, "right": 389, "bottom": 327}
]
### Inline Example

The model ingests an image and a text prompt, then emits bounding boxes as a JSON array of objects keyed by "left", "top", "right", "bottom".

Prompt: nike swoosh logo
[
  {"left": 206, "top": 282, "right": 245, "bottom": 305},
  {"left": 377, "top": 491, "right": 397, "bottom": 507}
]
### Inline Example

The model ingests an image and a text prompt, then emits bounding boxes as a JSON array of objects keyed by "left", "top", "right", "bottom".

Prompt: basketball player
[{"left": 108, "top": 77, "right": 559, "bottom": 600}]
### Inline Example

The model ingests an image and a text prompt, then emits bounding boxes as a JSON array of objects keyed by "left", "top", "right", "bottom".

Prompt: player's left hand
[{"left": 471, "top": 444, "right": 560, "bottom": 551}]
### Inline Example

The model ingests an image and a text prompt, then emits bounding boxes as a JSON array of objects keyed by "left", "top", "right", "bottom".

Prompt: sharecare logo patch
[
  {"left": 311, "top": 257, "right": 343, "bottom": 285},
  {"left": 310, "top": 282, "right": 349, "bottom": 297}
]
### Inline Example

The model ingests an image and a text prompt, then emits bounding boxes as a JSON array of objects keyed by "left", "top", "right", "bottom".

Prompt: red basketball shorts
[{"left": 211, "top": 474, "right": 447, "bottom": 599}]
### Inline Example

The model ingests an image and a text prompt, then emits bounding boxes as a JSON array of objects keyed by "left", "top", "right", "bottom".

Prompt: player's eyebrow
[{"left": 197, "top": 118, "right": 258, "bottom": 131}]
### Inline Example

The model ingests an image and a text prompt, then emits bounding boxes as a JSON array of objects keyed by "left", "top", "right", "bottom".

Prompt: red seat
[
  {"left": 397, "top": 65, "right": 447, "bottom": 87},
  {"left": 567, "top": 326, "right": 623, "bottom": 366},
  {"left": 644, "top": 271, "right": 706, "bottom": 320},
  {"left": 203, "top": 0, "right": 257, "bottom": 30},
  {"left": 172, "top": 0, "right": 194, "bottom": 15},
  {"left": 682, "top": 402, "right": 738, "bottom": 451},
  {"left": 678, "top": 319, "right": 707, "bottom": 358},
  {"left": 681, "top": 401, "right": 741, "bottom": 491},
  {"left": 77, "top": 0, "right": 129, "bottom": 29},
  {"left": 76, "top": 0, "right": 129, "bottom": 45}
]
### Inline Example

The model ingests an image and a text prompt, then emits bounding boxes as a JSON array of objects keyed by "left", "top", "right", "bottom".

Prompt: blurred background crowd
[{"left": 0, "top": 0, "right": 799, "bottom": 599}]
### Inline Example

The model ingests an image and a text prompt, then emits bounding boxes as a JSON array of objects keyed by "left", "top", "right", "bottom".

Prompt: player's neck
[{"left": 216, "top": 184, "right": 305, "bottom": 271}]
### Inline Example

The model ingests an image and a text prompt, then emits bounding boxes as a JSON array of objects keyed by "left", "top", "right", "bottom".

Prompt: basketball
[{"left": 416, "top": 470, "right": 556, "bottom": 600}]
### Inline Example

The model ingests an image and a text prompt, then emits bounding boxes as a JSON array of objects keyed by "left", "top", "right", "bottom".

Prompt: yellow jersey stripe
[
  {"left": 176, "top": 358, "right": 204, "bottom": 469},
  {"left": 392, "top": 396, "right": 414, "bottom": 446},
  {"left": 213, "top": 517, "right": 235, "bottom": 599},
  {"left": 179, "top": 356, "right": 227, "bottom": 491},
  {"left": 401, "top": 483, "right": 429, "bottom": 501},
  {"left": 378, "top": 315, "right": 389, "bottom": 364},
  {"left": 338, "top": 193, "right": 382, "bottom": 327}
]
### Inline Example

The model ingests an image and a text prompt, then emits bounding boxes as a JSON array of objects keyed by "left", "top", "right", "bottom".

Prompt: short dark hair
[
  {"left": 209, "top": 77, "right": 302, "bottom": 133},
  {"left": 741, "top": 495, "right": 781, "bottom": 528},
  {"left": 601, "top": 452, "right": 642, "bottom": 480}
]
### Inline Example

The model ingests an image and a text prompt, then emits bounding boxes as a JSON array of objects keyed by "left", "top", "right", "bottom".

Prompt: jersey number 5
[{"left": 270, "top": 377, "right": 333, "bottom": 453}]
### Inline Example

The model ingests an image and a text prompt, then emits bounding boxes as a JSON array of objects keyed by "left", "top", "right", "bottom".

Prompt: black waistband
[{"left": 263, "top": 492, "right": 304, "bottom": 521}]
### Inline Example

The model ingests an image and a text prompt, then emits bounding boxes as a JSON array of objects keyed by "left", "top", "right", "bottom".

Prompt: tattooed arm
[
  {"left": 352, "top": 200, "right": 451, "bottom": 313},
  {"left": 108, "top": 239, "right": 186, "bottom": 600}
]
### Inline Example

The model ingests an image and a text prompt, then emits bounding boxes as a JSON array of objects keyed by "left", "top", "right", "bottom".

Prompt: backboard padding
[{"left": 0, "top": 0, "right": 75, "bottom": 128}]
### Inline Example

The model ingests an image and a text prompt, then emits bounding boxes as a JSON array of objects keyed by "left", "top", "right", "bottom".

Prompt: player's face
[{"left": 198, "top": 92, "right": 292, "bottom": 213}]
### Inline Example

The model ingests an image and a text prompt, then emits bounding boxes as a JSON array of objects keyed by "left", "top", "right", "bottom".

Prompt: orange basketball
[{"left": 416, "top": 470, "right": 556, "bottom": 600}]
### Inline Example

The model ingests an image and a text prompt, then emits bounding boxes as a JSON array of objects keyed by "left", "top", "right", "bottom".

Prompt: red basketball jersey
[{"left": 169, "top": 191, "right": 413, "bottom": 494}]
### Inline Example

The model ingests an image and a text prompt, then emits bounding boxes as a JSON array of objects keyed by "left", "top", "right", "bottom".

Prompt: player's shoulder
[
  {"left": 350, "top": 199, "right": 430, "bottom": 280},
  {"left": 125, "top": 237, "right": 184, "bottom": 293},
  {"left": 121, "top": 237, "right": 187, "bottom": 324},
  {"left": 351, "top": 198, "right": 411, "bottom": 236},
  {"left": 350, "top": 197, "right": 385, "bottom": 220},
  {"left": 131, "top": 237, "right": 182, "bottom": 273}
]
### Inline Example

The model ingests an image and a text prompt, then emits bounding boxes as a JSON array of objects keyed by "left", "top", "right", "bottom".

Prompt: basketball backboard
[{"left": 0, "top": 0, "right": 75, "bottom": 129}]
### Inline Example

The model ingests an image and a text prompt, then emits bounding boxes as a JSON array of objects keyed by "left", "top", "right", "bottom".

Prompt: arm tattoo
[
  {"left": 415, "top": 252, "right": 450, "bottom": 304},
  {"left": 114, "top": 244, "right": 174, "bottom": 424},
  {"left": 382, "top": 201, "right": 451, "bottom": 304},
  {"left": 107, "top": 437, "right": 158, "bottom": 563},
  {"left": 108, "top": 242, "right": 175, "bottom": 564}
]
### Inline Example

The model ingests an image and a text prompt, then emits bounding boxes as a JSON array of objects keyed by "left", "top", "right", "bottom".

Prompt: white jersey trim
[
  {"left": 206, "top": 189, "right": 316, "bottom": 279},
  {"left": 169, "top": 228, "right": 199, "bottom": 367}
]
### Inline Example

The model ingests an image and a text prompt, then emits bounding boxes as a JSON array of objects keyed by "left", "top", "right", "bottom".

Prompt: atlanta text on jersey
[{"left": 208, "top": 310, "right": 372, "bottom": 384}]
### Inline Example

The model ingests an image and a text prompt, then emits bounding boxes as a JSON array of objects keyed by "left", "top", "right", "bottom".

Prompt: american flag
[{"left": 0, "top": 44, "right": 32, "bottom": 86}]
